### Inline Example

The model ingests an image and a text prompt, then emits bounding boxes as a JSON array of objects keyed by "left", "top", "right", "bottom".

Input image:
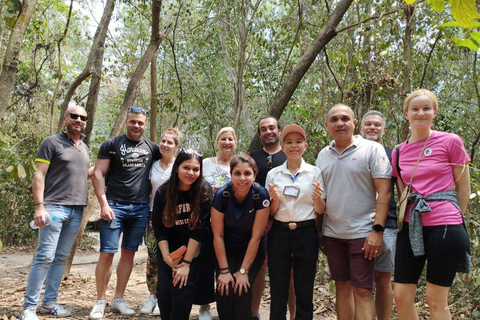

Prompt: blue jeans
[
  {"left": 23, "top": 205, "right": 83, "bottom": 308},
  {"left": 99, "top": 200, "right": 149, "bottom": 253}
]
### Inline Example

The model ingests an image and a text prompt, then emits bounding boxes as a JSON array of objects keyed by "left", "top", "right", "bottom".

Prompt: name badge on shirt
[{"left": 283, "top": 186, "right": 300, "bottom": 198}]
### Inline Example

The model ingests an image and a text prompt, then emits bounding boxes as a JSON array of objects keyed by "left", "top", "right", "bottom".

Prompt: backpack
[{"left": 220, "top": 182, "right": 262, "bottom": 213}]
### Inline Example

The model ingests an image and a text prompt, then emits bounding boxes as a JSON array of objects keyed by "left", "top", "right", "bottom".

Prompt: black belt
[
  {"left": 274, "top": 219, "right": 315, "bottom": 230},
  {"left": 113, "top": 201, "right": 146, "bottom": 206}
]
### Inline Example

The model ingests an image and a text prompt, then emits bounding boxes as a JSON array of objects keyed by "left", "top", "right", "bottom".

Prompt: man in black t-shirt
[
  {"left": 89, "top": 107, "right": 160, "bottom": 319},
  {"left": 248, "top": 116, "right": 293, "bottom": 320}
]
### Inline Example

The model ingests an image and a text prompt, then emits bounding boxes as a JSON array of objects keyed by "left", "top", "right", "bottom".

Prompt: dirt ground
[{"left": 0, "top": 233, "right": 337, "bottom": 320}]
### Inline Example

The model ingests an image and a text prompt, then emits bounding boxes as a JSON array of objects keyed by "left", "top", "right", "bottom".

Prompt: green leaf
[
  {"left": 11, "top": 0, "right": 22, "bottom": 11},
  {"left": 329, "top": 280, "right": 336, "bottom": 294},
  {"left": 17, "top": 164, "right": 26, "bottom": 179},
  {"left": 404, "top": 0, "right": 417, "bottom": 4},
  {"left": 470, "top": 32, "right": 480, "bottom": 45},
  {"left": 437, "top": 21, "right": 462, "bottom": 28},
  {"left": 428, "top": 0, "right": 445, "bottom": 13},
  {"left": 452, "top": 0, "right": 480, "bottom": 28},
  {"left": 438, "top": 21, "right": 480, "bottom": 28},
  {"left": 453, "top": 37, "right": 479, "bottom": 51}
]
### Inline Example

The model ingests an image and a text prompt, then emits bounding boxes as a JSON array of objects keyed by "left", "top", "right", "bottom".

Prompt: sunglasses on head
[
  {"left": 69, "top": 113, "right": 88, "bottom": 121},
  {"left": 128, "top": 106, "right": 148, "bottom": 114},
  {"left": 179, "top": 148, "right": 203, "bottom": 158},
  {"left": 266, "top": 155, "right": 273, "bottom": 169}
]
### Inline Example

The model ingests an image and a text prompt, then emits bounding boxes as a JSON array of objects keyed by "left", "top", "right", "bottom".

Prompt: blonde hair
[
  {"left": 403, "top": 89, "right": 439, "bottom": 113},
  {"left": 216, "top": 127, "right": 237, "bottom": 144},
  {"left": 162, "top": 127, "right": 182, "bottom": 146}
]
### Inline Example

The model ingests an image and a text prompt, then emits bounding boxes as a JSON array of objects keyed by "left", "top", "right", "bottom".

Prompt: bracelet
[
  {"left": 34, "top": 202, "right": 44, "bottom": 206},
  {"left": 182, "top": 258, "right": 192, "bottom": 264},
  {"left": 220, "top": 270, "right": 230, "bottom": 274},
  {"left": 219, "top": 267, "right": 229, "bottom": 271}
]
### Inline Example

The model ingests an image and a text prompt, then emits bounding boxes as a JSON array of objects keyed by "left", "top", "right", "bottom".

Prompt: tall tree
[
  {"left": 249, "top": 0, "right": 354, "bottom": 150},
  {"left": 0, "top": 0, "right": 38, "bottom": 117},
  {"left": 109, "top": 0, "right": 169, "bottom": 137},
  {"left": 56, "top": 0, "right": 116, "bottom": 134}
]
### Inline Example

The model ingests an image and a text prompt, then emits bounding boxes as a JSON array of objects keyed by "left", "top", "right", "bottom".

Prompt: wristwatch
[
  {"left": 239, "top": 268, "right": 248, "bottom": 275},
  {"left": 372, "top": 224, "right": 385, "bottom": 232}
]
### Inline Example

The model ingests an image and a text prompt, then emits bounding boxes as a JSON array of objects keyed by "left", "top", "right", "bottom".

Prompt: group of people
[{"left": 22, "top": 88, "right": 471, "bottom": 320}]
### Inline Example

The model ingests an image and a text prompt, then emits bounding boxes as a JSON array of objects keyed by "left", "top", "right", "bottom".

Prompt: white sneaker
[
  {"left": 41, "top": 303, "right": 71, "bottom": 317},
  {"left": 110, "top": 298, "right": 135, "bottom": 316},
  {"left": 89, "top": 300, "right": 106, "bottom": 320},
  {"left": 140, "top": 295, "right": 157, "bottom": 314},
  {"left": 152, "top": 303, "right": 160, "bottom": 316},
  {"left": 199, "top": 304, "right": 212, "bottom": 320},
  {"left": 22, "top": 307, "right": 38, "bottom": 320}
]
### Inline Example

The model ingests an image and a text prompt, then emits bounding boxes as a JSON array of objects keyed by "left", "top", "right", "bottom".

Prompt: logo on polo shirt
[
  {"left": 424, "top": 148, "right": 433, "bottom": 156},
  {"left": 262, "top": 199, "right": 270, "bottom": 207},
  {"left": 380, "top": 155, "right": 388, "bottom": 163}
]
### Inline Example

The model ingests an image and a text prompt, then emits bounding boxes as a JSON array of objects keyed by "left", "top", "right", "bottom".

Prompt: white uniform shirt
[{"left": 266, "top": 158, "right": 323, "bottom": 222}]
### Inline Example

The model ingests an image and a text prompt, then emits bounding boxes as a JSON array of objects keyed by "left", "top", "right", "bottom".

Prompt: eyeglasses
[
  {"left": 128, "top": 106, "right": 148, "bottom": 114},
  {"left": 179, "top": 148, "right": 203, "bottom": 158},
  {"left": 266, "top": 155, "right": 273, "bottom": 169},
  {"left": 68, "top": 113, "right": 88, "bottom": 121}
]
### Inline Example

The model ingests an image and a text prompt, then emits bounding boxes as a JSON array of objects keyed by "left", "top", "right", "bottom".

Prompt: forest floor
[{"left": 0, "top": 232, "right": 338, "bottom": 320}]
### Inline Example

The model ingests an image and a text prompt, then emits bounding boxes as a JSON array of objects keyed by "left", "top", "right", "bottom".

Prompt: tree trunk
[
  {"left": 0, "top": 0, "right": 38, "bottom": 117},
  {"left": 62, "top": 186, "right": 95, "bottom": 280},
  {"left": 150, "top": 0, "right": 162, "bottom": 141},
  {"left": 56, "top": 0, "right": 116, "bottom": 133},
  {"left": 109, "top": 1, "right": 167, "bottom": 138},
  {"left": 400, "top": 4, "right": 415, "bottom": 142},
  {"left": 62, "top": 0, "right": 116, "bottom": 278},
  {"left": 248, "top": 0, "right": 354, "bottom": 151}
]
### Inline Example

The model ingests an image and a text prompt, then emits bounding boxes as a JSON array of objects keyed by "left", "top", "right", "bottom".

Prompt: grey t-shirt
[
  {"left": 97, "top": 134, "right": 160, "bottom": 204},
  {"left": 316, "top": 136, "right": 392, "bottom": 239},
  {"left": 35, "top": 131, "right": 90, "bottom": 205}
]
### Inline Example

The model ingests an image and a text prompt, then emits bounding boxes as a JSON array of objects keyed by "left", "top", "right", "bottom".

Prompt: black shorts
[{"left": 394, "top": 223, "right": 469, "bottom": 287}]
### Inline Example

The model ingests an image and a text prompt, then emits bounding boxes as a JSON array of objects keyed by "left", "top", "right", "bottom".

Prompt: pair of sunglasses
[
  {"left": 179, "top": 148, "right": 203, "bottom": 158},
  {"left": 69, "top": 113, "right": 88, "bottom": 121},
  {"left": 266, "top": 155, "right": 273, "bottom": 169},
  {"left": 128, "top": 106, "right": 148, "bottom": 114}
]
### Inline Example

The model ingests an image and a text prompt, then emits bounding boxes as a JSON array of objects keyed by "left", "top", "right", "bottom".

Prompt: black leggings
[
  {"left": 394, "top": 223, "right": 469, "bottom": 287},
  {"left": 215, "top": 241, "right": 266, "bottom": 320}
]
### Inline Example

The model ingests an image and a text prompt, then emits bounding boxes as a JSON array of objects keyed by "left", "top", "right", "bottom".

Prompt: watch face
[
  {"left": 373, "top": 224, "right": 384, "bottom": 232},
  {"left": 240, "top": 268, "right": 246, "bottom": 274}
]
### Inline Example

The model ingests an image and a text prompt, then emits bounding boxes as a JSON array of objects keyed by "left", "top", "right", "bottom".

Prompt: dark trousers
[
  {"left": 216, "top": 241, "right": 266, "bottom": 320},
  {"left": 268, "top": 222, "right": 319, "bottom": 320},
  {"left": 156, "top": 256, "right": 199, "bottom": 320}
]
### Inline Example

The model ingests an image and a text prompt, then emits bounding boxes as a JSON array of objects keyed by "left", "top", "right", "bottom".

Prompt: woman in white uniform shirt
[
  {"left": 266, "top": 124, "right": 325, "bottom": 320},
  {"left": 141, "top": 128, "right": 181, "bottom": 315}
]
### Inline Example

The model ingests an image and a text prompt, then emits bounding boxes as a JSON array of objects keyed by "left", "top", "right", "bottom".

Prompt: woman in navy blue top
[{"left": 211, "top": 154, "right": 270, "bottom": 320}]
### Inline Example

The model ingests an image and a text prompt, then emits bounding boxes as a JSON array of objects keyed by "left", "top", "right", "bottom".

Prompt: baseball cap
[{"left": 281, "top": 124, "right": 306, "bottom": 142}]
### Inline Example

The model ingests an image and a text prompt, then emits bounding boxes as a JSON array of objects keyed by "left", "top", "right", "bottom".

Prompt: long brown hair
[{"left": 162, "top": 149, "right": 205, "bottom": 229}]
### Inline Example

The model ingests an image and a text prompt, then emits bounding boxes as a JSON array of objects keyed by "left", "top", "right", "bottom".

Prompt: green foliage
[
  {"left": 0, "top": 122, "right": 39, "bottom": 246},
  {"left": 407, "top": 0, "right": 480, "bottom": 51}
]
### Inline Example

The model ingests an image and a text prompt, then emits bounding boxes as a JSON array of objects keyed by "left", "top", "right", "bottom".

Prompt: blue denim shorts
[{"left": 99, "top": 200, "right": 149, "bottom": 253}]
